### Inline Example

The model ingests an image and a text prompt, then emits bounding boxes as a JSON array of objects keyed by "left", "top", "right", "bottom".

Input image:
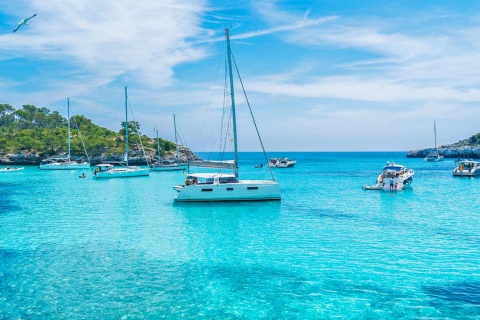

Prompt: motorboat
[
  {"left": 173, "top": 29, "right": 280, "bottom": 202},
  {"left": 453, "top": 159, "right": 480, "bottom": 177},
  {"left": 268, "top": 157, "right": 296, "bottom": 168},
  {"left": 363, "top": 162, "right": 414, "bottom": 191}
]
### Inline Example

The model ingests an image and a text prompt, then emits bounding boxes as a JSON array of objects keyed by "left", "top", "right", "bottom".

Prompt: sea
[{"left": 1, "top": 152, "right": 479, "bottom": 319}]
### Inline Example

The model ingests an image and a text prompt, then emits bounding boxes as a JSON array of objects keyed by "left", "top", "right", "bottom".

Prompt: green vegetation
[{"left": 0, "top": 103, "right": 176, "bottom": 158}]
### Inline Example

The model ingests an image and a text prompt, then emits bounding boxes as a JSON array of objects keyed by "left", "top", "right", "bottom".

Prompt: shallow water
[{"left": 1, "top": 152, "right": 479, "bottom": 318}]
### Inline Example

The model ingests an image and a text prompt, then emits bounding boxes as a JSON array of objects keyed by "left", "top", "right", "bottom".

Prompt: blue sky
[{"left": 1, "top": 0, "right": 480, "bottom": 152}]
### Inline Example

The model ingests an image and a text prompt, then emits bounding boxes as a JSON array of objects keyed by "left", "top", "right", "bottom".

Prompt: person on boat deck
[
  {"left": 185, "top": 177, "right": 191, "bottom": 186},
  {"left": 5, "top": 166, "right": 9, "bottom": 170},
  {"left": 192, "top": 177, "right": 198, "bottom": 185},
  {"left": 389, "top": 178, "right": 395, "bottom": 191}
]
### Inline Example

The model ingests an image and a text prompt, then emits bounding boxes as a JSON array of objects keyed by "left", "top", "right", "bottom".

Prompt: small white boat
[
  {"left": 93, "top": 87, "right": 150, "bottom": 179},
  {"left": 453, "top": 159, "right": 480, "bottom": 177},
  {"left": 424, "top": 121, "right": 444, "bottom": 162},
  {"left": 0, "top": 167, "right": 24, "bottom": 173},
  {"left": 39, "top": 98, "right": 90, "bottom": 170},
  {"left": 268, "top": 157, "right": 296, "bottom": 168},
  {"left": 151, "top": 114, "right": 186, "bottom": 172},
  {"left": 39, "top": 157, "right": 90, "bottom": 170},
  {"left": 363, "top": 162, "right": 414, "bottom": 191},
  {"left": 93, "top": 163, "right": 150, "bottom": 178}
]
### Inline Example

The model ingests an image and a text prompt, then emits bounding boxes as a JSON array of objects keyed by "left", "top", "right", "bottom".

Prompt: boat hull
[
  {"left": 39, "top": 162, "right": 90, "bottom": 170},
  {"left": 151, "top": 165, "right": 186, "bottom": 172},
  {"left": 173, "top": 180, "right": 281, "bottom": 202},
  {"left": 94, "top": 167, "right": 150, "bottom": 178},
  {"left": 453, "top": 169, "right": 480, "bottom": 177}
]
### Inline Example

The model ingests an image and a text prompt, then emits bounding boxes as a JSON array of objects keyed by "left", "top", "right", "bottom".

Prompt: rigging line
[
  {"left": 69, "top": 104, "right": 91, "bottom": 162},
  {"left": 231, "top": 53, "right": 276, "bottom": 182},
  {"left": 126, "top": 94, "right": 150, "bottom": 166},
  {"left": 193, "top": 39, "right": 226, "bottom": 152}
]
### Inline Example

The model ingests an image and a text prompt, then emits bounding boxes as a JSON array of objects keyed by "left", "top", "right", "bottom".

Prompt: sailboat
[
  {"left": 151, "top": 114, "right": 187, "bottom": 171},
  {"left": 425, "top": 121, "right": 444, "bottom": 161},
  {"left": 93, "top": 87, "right": 150, "bottom": 178},
  {"left": 172, "top": 28, "right": 281, "bottom": 202},
  {"left": 39, "top": 98, "right": 90, "bottom": 170}
]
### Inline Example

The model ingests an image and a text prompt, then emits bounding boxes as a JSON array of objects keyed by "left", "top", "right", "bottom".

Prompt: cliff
[{"left": 407, "top": 133, "right": 480, "bottom": 158}]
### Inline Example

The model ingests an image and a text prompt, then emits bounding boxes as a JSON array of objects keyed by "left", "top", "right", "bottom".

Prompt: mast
[
  {"left": 67, "top": 98, "right": 71, "bottom": 162},
  {"left": 156, "top": 127, "right": 161, "bottom": 162},
  {"left": 125, "top": 86, "right": 129, "bottom": 167},
  {"left": 434, "top": 121, "right": 437, "bottom": 151},
  {"left": 226, "top": 28, "right": 239, "bottom": 178},
  {"left": 173, "top": 114, "right": 179, "bottom": 163}
]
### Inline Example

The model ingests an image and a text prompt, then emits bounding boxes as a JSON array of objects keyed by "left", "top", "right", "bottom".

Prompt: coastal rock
[
  {"left": 0, "top": 145, "right": 200, "bottom": 165},
  {"left": 407, "top": 145, "right": 480, "bottom": 159}
]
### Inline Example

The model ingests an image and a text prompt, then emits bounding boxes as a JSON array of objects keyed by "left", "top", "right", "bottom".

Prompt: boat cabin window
[{"left": 219, "top": 177, "right": 239, "bottom": 184}]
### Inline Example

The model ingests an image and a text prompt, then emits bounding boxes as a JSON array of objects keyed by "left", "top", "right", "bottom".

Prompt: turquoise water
[{"left": 1, "top": 152, "right": 480, "bottom": 319}]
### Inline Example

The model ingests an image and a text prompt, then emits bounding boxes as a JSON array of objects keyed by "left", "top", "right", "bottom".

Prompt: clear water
[{"left": 1, "top": 152, "right": 480, "bottom": 319}]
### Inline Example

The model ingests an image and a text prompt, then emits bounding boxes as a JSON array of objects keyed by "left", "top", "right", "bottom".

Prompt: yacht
[
  {"left": 172, "top": 29, "right": 280, "bottom": 202},
  {"left": 268, "top": 157, "right": 296, "bottom": 168},
  {"left": 424, "top": 121, "right": 444, "bottom": 162},
  {"left": 363, "top": 162, "right": 414, "bottom": 191},
  {"left": 453, "top": 159, "right": 480, "bottom": 177}
]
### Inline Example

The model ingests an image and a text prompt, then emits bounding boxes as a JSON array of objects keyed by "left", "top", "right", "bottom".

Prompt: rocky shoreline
[
  {"left": 0, "top": 145, "right": 200, "bottom": 166},
  {"left": 407, "top": 146, "right": 480, "bottom": 159}
]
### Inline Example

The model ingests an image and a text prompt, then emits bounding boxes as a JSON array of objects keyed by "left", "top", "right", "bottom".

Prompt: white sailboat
[
  {"left": 93, "top": 87, "right": 150, "bottom": 179},
  {"left": 173, "top": 28, "right": 281, "bottom": 202},
  {"left": 39, "top": 98, "right": 90, "bottom": 170},
  {"left": 425, "top": 121, "right": 444, "bottom": 161},
  {"left": 151, "top": 114, "right": 187, "bottom": 171}
]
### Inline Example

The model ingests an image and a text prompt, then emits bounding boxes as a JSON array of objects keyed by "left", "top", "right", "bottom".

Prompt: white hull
[
  {"left": 424, "top": 154, "right": 444, "bottom": 162},
  {"left": 151, "top": 164, "right": 186, "bottom": 171},
  {"left": 94, "top": 167, "right": 150, "bottom": 178},
  {"left": 39, "top": 162, "right": 90, "bottom": 170},
  {"left": 453, "top": 170, "right": 480, "bottom": 177},
  {"left": 174, "top": 180, "right": 281, "bottom": 202},
  {"left": 453, "top": 160, "right": 480, "bottom": 177},
  {"left": 0, "top": 167, "right": 24, "bottom": 173}
]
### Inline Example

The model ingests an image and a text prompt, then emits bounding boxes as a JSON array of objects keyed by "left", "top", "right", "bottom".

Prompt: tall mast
[
  {"left": 434, "top": 121, "right": 437, "bottom": 151},
  {"left": 226, "top": 28, "right": 239, "bottom": 178},
  {"left": 173, "top": 114, "right": 179, "bottom": 163},
  {"left": 156, "top": 127, "right": 161, "bottom": 161},
  {"left": 67, "top": 98, "right": 71, "bottom": 162},
  {"left": 125, "top": 86, "right": 129, "bottom": 167}
]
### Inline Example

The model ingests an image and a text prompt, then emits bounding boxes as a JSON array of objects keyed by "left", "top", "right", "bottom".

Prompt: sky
[{"left": 1, "top": 0, "right": 480, "bottom": 152}]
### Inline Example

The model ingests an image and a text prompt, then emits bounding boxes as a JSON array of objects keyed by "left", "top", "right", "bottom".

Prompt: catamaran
[
  {"left": 93, "top": 87, "right": 150, "bottom": 179},
  {"left": 151, "top": 114, "right": 187, "bottom": 171},
  {"left": 39, "top": 98, "right": 90, "bottom": 170},
  {"left": 172, "top": 28, "right": 280, "bottom": 202},
  {"left": 424, "top": 121, "right": 444, "bottom": 162}
]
